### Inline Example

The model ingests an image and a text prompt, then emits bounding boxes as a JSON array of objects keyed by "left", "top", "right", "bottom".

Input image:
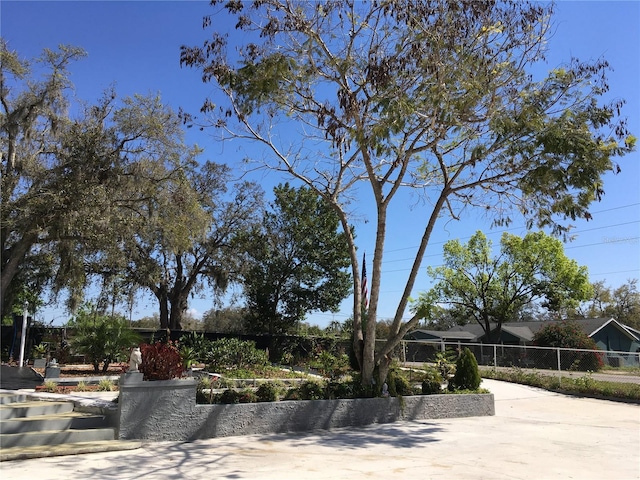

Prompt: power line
[
  {"left": 590, "top": 269, "right": 640, "bottom": 277},
  {"left": 384, "top": 204, "right": 640, "bottom": 254}
]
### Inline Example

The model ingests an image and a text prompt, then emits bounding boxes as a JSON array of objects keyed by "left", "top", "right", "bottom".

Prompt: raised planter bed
[{"left": 117, "top": 376, "right": 495, "bottom": 441}]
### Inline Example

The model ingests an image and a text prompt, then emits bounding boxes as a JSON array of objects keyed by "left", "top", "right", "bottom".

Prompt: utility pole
[{"left": 18, "top": 301, "right": 29, "bottom": 367}]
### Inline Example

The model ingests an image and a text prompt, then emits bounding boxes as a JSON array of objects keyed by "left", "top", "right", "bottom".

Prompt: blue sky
[{"left": 2, "top": 1, "right": 639, "bottom": 327}]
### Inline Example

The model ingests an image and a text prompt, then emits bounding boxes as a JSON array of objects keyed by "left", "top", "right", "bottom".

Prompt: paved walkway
[{"left": 1, "top": 380, "right": 639, "bottom": 479}]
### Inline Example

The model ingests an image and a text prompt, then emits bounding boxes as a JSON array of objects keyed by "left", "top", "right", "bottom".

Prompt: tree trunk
[
  {"left": 168, "top": 290, "right": 187, "bottom": 331},
  {"left": 156, "top": 288, "right": 170, "bottom": 330},
  {"left": 0, "top": 233, "right": 37, "bottom": 317}
]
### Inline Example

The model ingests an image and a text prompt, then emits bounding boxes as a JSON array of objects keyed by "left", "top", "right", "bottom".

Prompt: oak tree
[{"left": 240, "top": 183, "right": 351, "bottom": 334}]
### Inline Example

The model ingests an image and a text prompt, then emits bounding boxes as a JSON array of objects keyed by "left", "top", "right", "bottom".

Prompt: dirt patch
[
  {"left": 35, "top": 384, "right": 119, "bottom": 394},
  {"left": 34, "top": 363, "right": 128, "bottom": 378}
]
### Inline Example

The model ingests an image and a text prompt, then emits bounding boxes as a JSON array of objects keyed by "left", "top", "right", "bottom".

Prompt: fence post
[
  {"left": 493, "top": 344, "right": 497, "bottom": 367},
  {"left": 557, "top": 348, "right": 561, "bottom": 372}
]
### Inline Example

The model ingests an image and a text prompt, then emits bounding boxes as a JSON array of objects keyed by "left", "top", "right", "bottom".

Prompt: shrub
[
  {"left": 75, "top": 381, "right": 89, "bottom": 392},
  {"left": 421, "top": 367, "right": 443, "bottom": 395},
  {"left": 179, "top": 332, "right": 211, "bottom": 363},
  {"left": 448, "top": 348, "right": 481, "bottom": 391},
  {"left": 97, "top": 379, "right": 115, "bottom": 391},
  {"left": 533, "top": 320, "right": 604, "bottom": 371},
  {"left": 326, "top": 379, "right": 355, "bottom": 399},
  {"left": 313, "top": 351, "right": 350, "bottom": 379},
  {"left": 196, "top": 376, "right": 217, "bottom": 404},
  {"left": 219, "top": 389, "right": 241, "bottom": 404},
  {"left": 140, "top": 341, "right": 185, "bottom": 380},
  {"left": 206, "top": 338, "right": 268, "bottom": 371},
  {"left": 256, "top": 381, "right": 283, "bottom": 402},
  {"left": 393, "top": 373, "right": 412, "bottom": 396},
  {"left": 43, "top": 380, "right": 59, "bottom": 393},
  {"left": 285, "top": 380, "right": 326, "bottom": 400},
  {"left": 68, "top": 307, "right": 141, "bottom": 373}
]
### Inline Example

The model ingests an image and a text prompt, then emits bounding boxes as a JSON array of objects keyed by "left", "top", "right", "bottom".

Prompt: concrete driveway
[{"left": 1, "top": 379, "right": 638, "bottom": 480}]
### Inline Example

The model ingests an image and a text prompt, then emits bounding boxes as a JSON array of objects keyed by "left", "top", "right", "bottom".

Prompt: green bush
[
  {"left": 285, "top": 380, "right": 326, "bottom": 400},
  {"left": 313, "top": 351, "right": 350, "bottom": 378},
  {"left": 179, "top": 332, "right": 211, "bottom": 362},
  {"left": 326, "top": 379, "right": 355, "bottom": 399},
  {"left": 206, "top": 338, "right": 268, "bottom": 371},
  {"left": 421, "top": 367, "right": 443, "bottom": 395},
  {"left": 256, "top": 381, "right": 283, "bottom": 402},
  {"left": 238, "top": 388, "right": 257, "bottom": 403},
  {"left": 217, "top": 388, "right": 257, "bottom": 404},
  {"left": 533, "top": 320, "right": 604, "bottom": 371},
  {"left": 219, "top": 389, "right": 241, "bottom": 404},
  {"left": 393, "top": 374, "right": 412, "bottom": 396},
  {"left": 67, "top": 306, "right": 141, "bottom": 373},
  {"left": 448, "top": 348, "right": 481, "bottom": 391}
]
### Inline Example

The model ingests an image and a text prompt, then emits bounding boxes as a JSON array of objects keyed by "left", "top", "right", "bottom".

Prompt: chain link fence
[{"left": 378, "top": 339, "right": 640, "bottom": 372}]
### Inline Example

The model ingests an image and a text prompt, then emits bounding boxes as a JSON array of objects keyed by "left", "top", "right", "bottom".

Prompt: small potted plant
[{"left": 32, "top": 344, "right": 48, "bottom": 368}]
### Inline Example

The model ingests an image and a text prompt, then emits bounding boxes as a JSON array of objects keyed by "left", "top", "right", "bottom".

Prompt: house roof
[
  {"left": 500, "top": 325, "right": 535, "bottom": 342},
  {"left": 439, "top": 318, "right": 635, "bottom": 342},
  {"left": 406, "top": 329, "right": 477, "bottom": 341},
  {"left": 590, "top": 318, "right": 640, "bottom": 341},
  {"left": 623, "top": 325, "right": 640, "bottom": 341}
]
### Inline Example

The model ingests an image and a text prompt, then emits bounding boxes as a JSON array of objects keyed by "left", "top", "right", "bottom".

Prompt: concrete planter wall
[{"left": 118, "top": 376, "right": 494, "bottom": 441}]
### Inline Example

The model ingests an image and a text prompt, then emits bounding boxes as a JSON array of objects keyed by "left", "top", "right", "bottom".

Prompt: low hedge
[{"left": 481, "top": 367, "right": 640, "bottom": 402}]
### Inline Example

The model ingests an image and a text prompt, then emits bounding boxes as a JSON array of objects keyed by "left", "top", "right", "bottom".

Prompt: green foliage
[
  {"left": 577, "top": 279, "right": 640, "bottom": 330},
  {"left": 482, "top": 367, "right": 640, "bottom": 401},
  {"left": 285, "top": 380, "right": 327, "bottom": 401},
  {"left": 256, "top": 381, "right": 283, "bottom": 402},
  {"left": 32, "top": 343, "right": 47, "bottom": 358},
  {"left": 205, "top": 338, "right": 268, "bottom": 371},
  {"left": 313, "top": 351, "right": 350, "bottom": 379},
  {"left": 241, "top": 184, "right": 352, "bottom": 335},
  {"left": 42, "top": 380, "right": 59, "bottom": 393},
  {"left": 325, "top": 379, "right": 356, "bottom": 400},
  {"left": 97, "top": 379, "right": 115, "bottom": 391},
  {"left": 533, "top": 320, "right": 604, "bottom": 371},
  {"left": 75, "top": 381, "right": 89, "bottom": 392},
  {"left": 179, "top": 332, "right": 211, "bottom": 362},
  {"left": 448, "top": 348, "right": 481, "bottom": 392},
  {"left": 179, "top": 346, "right": 198, "bottom": 369},
  {"left": 140, "top": 341, "right": 185, "bottom": 380},
  {"left": 421, "top": 367, "right": 444, "bottom": 395},
  {"left": 182, "top": 1, "right": 634, "bottom": 387},
  {"left": 419, "top": 231, "right": 592, "bottom": 340},
  {"left": 396, "top": 374, "right": 414, "bottom": 396},
  {"left": 1, "top": 42, "right": 87, "bottom": 317},
  {"left": 68, "top": 306, "right": 141, "bottom": 373},
  {"left": 434, "top": 351, "right": 457, "bottom": 379},
  {"left": 219, "top": 388, "right": 241, "bottom": 404}
]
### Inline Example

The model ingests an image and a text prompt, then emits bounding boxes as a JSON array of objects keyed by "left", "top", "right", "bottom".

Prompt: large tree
[
  {"left": 1, "top": 41, "right": 216, "bottom": 322},
  {"left": 180, "top": 1, "right": 634, "bottom": 385},
  {"left": 1, "top": 41, "right": 86, "bottom": 316},
  {"left": 241, "top": 183, "right": 352, "bottom": 334},
  {"left": 111, "top": 160, "right": 264, "bottom": 330},
  {"left": 418, "top": 231, "right": 592, "bottom": 341},
  {"left": 576, "top": 279, "right": 640, "bottom": 329}
]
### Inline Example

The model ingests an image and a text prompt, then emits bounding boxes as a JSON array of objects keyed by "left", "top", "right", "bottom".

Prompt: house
[{"left": 406, "top": 318, "right": 640, "bottom": 367}]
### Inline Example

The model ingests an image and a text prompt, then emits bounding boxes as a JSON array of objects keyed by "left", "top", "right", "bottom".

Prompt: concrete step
[
  {"left": 0, "top": 427, "right": 116, "bottom": 448},
  {"left": 2, "top": 411, "right": 109, "bottom": 434},
  {"left": 0, "top": 392, "right": 27, "bottom": 404},
  {"left": 0, "top": 400, "right": 74, "bottom": 420},
  {"left": 0, "top": 440, "right": 143, "bottom": 462}
]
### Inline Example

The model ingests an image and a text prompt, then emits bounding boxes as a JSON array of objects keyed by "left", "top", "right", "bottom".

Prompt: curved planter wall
[{"left": 117, "top": 376, "right": 495, "bottom": 441}]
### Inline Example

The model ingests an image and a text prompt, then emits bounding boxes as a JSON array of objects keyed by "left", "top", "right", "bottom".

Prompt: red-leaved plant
[{"left": 140, "top": 341, "right": 185, "bottom": 380}]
